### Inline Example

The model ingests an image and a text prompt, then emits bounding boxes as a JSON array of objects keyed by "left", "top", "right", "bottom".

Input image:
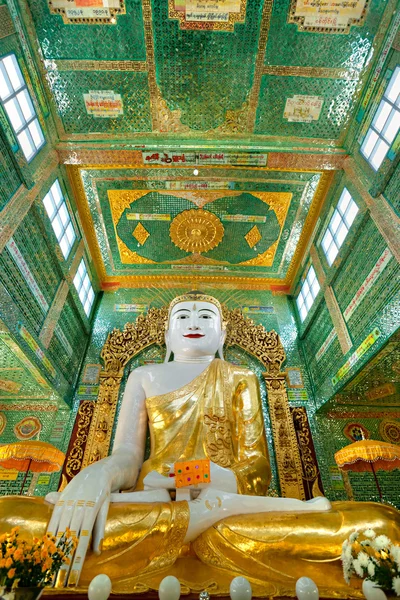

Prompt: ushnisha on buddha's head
[{"left": 165, "top": 292, "right": 226, "bottom": 362}]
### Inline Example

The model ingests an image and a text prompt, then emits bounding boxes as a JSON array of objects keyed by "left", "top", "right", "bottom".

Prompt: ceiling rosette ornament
[{"left": 169, "top": 209, "right": 224, "bottom": 254}]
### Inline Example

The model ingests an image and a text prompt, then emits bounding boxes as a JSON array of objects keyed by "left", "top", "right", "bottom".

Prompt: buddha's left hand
[{"left": 143, "top": 462, "right": 237, "bottom": 493}]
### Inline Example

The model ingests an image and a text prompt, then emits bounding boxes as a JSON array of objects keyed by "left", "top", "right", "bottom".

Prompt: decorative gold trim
[
  {"left": 262, "top": 65, "right": 359, "bottom": 80},
  {"left": 291, "top": 407, "right": 320, "bottom": 496},
  {"left": 0, "top": 403, "right": 58, "bottom": 412},
  {"left": 141, "top": 0, "right": 160, "bottom": 131},
  {"left": 246, "top": 0, "right": 274, "bottom": 132},
  {"left": 81, "top": 306, "right": 305, "bottom": 498},
  {"left": 51, "top": 60, "right": 147, "bottom": 72},
  {"left": 64, "top": 400, "right": 95, "bottom": 483}
]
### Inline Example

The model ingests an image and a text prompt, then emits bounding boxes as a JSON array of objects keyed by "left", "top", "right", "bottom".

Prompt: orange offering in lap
[{"left": 174, "top": 458, "right": 211, "bottom": 488}]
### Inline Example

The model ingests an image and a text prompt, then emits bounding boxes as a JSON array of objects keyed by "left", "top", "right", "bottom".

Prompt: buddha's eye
[
  {"left": 200, "top": 314, "right": 211, "bottom": 319},
  {"left": 177, "top": 314, "right": 189, "bottom": 319}
]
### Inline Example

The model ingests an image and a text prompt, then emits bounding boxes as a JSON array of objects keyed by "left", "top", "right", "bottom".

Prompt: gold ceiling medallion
[
  {"left": 245, "top": 225, "right": 262, "bottom": 249},
  {"left": 48, "top": 0, "right": 125, "bottom": 24},
  {"left": 288, "top": 0, "right": 370, "bottom": 34},
  {"left": 168, "top": 0, "right": 247, "bottom": 32},
  {"left": 170, "top": 209, "right": 224, "bottom": 254}
]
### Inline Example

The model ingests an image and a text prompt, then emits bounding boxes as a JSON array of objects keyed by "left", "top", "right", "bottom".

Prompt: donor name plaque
[
  {"left": 288, "top": 0, "right": 369, "bottom": 34},
  {"left": 48, "top": 0, "right": 125, "bottom": 24},
  {"left": 169, "top": 0, "right": 246, "bottom": 31}
]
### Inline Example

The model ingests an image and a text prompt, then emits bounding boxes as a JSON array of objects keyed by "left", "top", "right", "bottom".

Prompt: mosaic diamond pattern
[
  {"left": 245, "top": 225, "right": 262, "bottom": 249},
  {"left": 133, "top": 222, "right": 150, "bottom": 246}
]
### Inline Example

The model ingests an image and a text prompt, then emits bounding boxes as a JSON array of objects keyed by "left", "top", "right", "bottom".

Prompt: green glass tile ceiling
[
  {"left": 255, "top": 75, "right": 358, "bottom": 138},
  {"left": 27, "top": 0, "right": 146, "bottom": 61},
  {"left": 264, "top": 0, "right": 386, "bottom": 68},
  {"left": 48, "top": 70, "right": 152, "bottom": 133},
  {"left": 152, "top": 0, "right": 261, "bottom": 131},
  {"left": 23, "top": 0, "right": 393, "bottom": 137},
  {"left": 79, "top": 167, "right": 317, "bottom": 281}
]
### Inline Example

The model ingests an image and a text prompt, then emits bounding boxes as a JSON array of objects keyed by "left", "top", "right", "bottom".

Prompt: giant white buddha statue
[{"left": 1, "top": 292, "right": 399, "bottom": 597}]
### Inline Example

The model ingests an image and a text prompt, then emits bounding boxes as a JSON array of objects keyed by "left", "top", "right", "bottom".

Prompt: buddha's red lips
[{"left": 183, "top": 334, "right": 205, "bottom": 338}]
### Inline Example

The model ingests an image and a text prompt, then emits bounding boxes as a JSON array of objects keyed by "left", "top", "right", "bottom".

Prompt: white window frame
[
  {"left": 296, "top": 265, "right": 320, "bottom": 323},
  {"left": 43, "top": 180, "right": 77, "bottom": 259},
  {"left": 360, "top": 65, "right": 400, "bottom": 171},
  {"left": 0, "top": 53, "right": 45, "bottom": 162},
  {"left": 73, "top": 259, "right": 95, "bottom": 317},
  {"left": 321, "top": 188, "right": 359, "bottom": 267}
]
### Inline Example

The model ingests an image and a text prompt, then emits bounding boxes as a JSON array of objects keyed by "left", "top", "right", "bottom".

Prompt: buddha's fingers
[
  {"left": 46, "top": 499, "right": 65, "bottom": 537},
  {"left": 93, "top": 493, "right": 110, "bottom": 555},
  {"left": 66, "top": 501, "right": 98, "bottom": 587},
  {"left": 69, "top": 500, "right": 86, "bottom": 545}
]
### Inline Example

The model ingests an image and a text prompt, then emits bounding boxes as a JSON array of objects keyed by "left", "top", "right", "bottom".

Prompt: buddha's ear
[
  {"left": 164, "top": 330, "right": 172, "bottom": 363},
  {"left": 217, "top": 329, "right": 226, "bottom": 360}
]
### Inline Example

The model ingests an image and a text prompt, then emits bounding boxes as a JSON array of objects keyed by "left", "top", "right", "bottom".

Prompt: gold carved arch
[{"left": 78, "top": 306, "right": 305, "bottom": 499}]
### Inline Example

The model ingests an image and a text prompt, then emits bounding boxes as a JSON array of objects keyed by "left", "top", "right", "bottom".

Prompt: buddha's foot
[{"left": 306, "top": 496, "right": 332, "bottom": 510}]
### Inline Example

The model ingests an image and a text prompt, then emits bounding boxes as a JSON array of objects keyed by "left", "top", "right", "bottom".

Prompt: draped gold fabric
[
  {"left": 1, "top": 497, "right": 400, "bottom": 597},
  {"left": 136, "top": 359, "right": 271, "bottom": 495}
]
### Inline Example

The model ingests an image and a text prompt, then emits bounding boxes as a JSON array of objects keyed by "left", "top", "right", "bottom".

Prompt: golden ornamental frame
[{"left": 78, "top": 306, "right": 306, "bottom": 499}]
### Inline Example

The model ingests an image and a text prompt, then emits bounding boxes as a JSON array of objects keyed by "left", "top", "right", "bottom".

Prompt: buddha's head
[{"left": 165, "top": 292, "right": 226, "bottom": 362}]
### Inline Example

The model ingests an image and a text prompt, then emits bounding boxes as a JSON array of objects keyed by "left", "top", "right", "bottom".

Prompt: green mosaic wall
[
  {"left": 27, "top": 0, "right": 146, "bottom": 61},
  {"left": 51, "top": 71, "right": 152, "bottom": 134},
  {"left": 0, "top": 134, "right": 21, "bottom": 210},
  {"left": 0, "top": 405, "right": 73, "bottom": 496},
  {"left": 71, "top": 287, "right": 314, "bottom": 497},
  {"left": 264, "top": 0, "right": 385, "bottom": 68},
  {"left": 255, "top": 76, "right": 358, "bottom": 139},
  {"left": 0, "top": 18, "right": 52, "bottom": 189},
  {"left": 297, "top": 169, "right": 399, "bottom": 406},
  {"left": 384, "top": 161, "right": 400, "bottom": 216},
  {"left": 333, "top": 216, "right": 400, "bottom": 344},
  {"left": 314, "top": 412, "right": 400, "bottom": 508},
  {"left": 294, "top": 166, "right": 400, "bottom": 503}
]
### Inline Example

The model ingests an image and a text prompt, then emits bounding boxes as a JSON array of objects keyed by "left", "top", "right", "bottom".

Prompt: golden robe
[
  {"left": 1, "top": 360, "right": 400, "bottom": 597},
  {"left": 136, "top": 359, "right": 271, "bottom": 495}
]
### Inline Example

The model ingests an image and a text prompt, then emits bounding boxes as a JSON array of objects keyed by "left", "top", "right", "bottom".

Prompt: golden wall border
[
  {"left": 80, "top": 306, "right": 306, "bottom": 499},
  {"left": 51, "top": 60, "right": 147, "bottom": 72},
  {"left": 262, "top": 66, "right": 359, "bottom": 80}
]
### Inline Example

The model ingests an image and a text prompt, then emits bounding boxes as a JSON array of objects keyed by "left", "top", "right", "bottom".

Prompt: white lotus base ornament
[
  {"left": 158, "top": 576, "right": 181, "bottom": 600},
  {"left": 88, "top": 574, "right": 112, "bottom": 600},
  {"left": 362, "top": 579, "right": 387, "bottom": 600},
  {"left": 295, "top": 577, "right": 319, "bottom": 600},
  {"left": 229, "top": 576, "right": 252, "bottom": 600}
]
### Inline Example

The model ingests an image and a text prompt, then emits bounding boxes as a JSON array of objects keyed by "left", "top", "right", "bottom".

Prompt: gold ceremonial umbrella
[
  {"left": 0, "top": 441, "right": 65, "bottom": 494},
  {"left": 335, "top": 439, "right": 400, "bottom": 502}
]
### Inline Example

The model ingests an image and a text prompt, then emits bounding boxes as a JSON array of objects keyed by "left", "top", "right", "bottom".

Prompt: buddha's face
[{"left": 166, "top": 300, "right": 225, "bottom": 359}]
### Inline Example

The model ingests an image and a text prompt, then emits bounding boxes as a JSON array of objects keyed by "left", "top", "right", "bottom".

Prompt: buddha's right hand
[{"left": 45, "top": 462, "right": 112, "bottom": 587}]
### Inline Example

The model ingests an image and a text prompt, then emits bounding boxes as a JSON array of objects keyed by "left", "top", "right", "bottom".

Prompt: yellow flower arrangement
[{"left": 0, "top": 527, "right": 77, "bottom": 591}]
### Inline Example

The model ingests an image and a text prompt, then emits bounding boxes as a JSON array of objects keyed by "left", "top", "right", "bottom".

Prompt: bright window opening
[
  {"left": 0, "top": 54, "right": 45, "bottom": 162},
  {"left": 43, "top": 180, "right": 76, "bottom": 259},
  {"left": 321, "top": 188, "right": 359, "bottom": 267},
  {"left": 296, "top": 266, "right": 320, "bottom": 323},
  {"left": 361, "top": 65, "right": 400, "bottom": 171},
  {"left": 73, "top": 259, "right": 95, "bottom": 317}
]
